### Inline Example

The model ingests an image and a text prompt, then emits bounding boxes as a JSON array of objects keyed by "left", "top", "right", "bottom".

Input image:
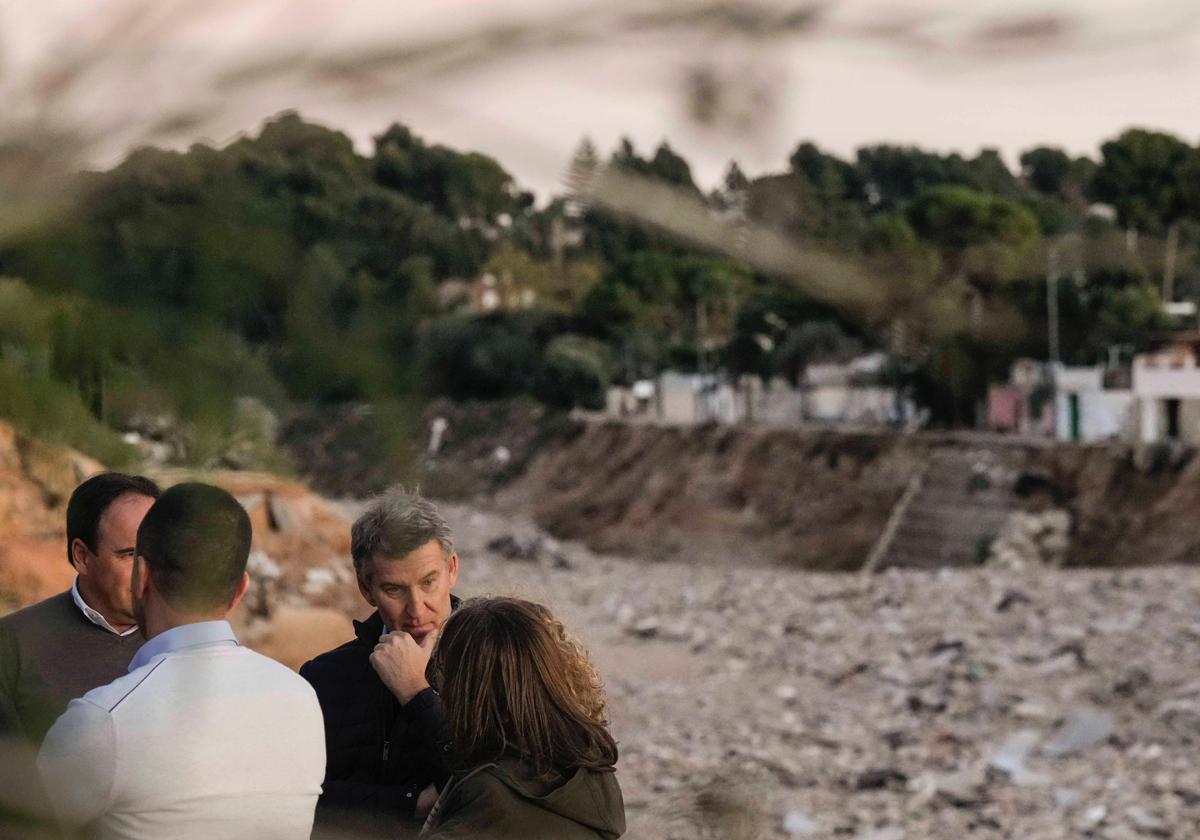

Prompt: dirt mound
[
  {"left": 496, "top": 422, "right": 925, "bottom": 570},
  {"left": 1034, "top": 443, "right": 1200, "bottom": 567},
  {"left": 491, "top": 422, "right": 1200, "bottom": 570}
]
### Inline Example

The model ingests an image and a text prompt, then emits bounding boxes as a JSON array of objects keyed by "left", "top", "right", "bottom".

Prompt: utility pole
[
  {"left": 1046, "top": 244, "right": 1061, "bottom": 366},
  {"left": 1164, "top": 222, "right": 1180, "bottom": 304},
  {"left": 1046, "top": 242, "right": 1061, "bottom": 439},
  {"left": 696, "top": 299, "right": 709, "bottom": 422}
]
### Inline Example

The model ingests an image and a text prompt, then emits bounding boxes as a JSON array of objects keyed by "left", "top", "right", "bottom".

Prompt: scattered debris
[
  {"left": 1041, "top": 709, "right": 1114, "bottom": 758},
  {"left": 989, "top": 730, "right": 1048, "bottom": 786},
  {"left": 855, "top": 767, "right": 909, "bottom": 791},
  {"left": 988, "top": 509, "right": 1072, "bottom": 569},
  {"left": 782, "top": 809, "right": 817, "bottom": 836}
]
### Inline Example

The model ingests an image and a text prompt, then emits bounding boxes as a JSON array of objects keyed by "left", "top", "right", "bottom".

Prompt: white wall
[
  {"left": 804, "top": 386, "right": 907, "bottom": 424},
  {"left": 1055, "top": 390, "right": 1135, "bottom": 442},
  {"left": 1055, "top": 366, "right": 1103, "bottom": 392},
  {"left": 1132, "top": 364, "right": 1200, "bottom": 399},
  {"left": 657, "top": 372, "right": 701, "bottom": 424}
]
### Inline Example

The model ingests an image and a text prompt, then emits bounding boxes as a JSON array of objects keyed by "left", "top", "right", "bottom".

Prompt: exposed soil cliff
[{"left": 487, "top": 421, "right": 1200, "bottom": 570}]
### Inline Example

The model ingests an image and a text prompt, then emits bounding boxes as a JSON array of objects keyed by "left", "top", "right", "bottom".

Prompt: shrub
[{"left": 534, "top": 335, "right": 613, "bottom": 410}]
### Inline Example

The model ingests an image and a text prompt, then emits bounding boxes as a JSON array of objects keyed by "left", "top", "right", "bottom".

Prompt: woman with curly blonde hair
[{"left": 420, "top": 597, "right": 624, "bottom": 839}]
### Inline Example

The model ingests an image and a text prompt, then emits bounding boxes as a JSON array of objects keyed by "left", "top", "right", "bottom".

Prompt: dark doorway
[{"left": 1166, "top": 398, "right": 1182, "bottom": 439}]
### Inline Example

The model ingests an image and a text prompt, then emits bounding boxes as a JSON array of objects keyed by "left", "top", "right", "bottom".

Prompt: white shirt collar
[
  {"left": 70, "top": 577, "right": 139, "bottom": 637},
  {"left": 128, "top": 620, "right": 239, "bottom": 672}
]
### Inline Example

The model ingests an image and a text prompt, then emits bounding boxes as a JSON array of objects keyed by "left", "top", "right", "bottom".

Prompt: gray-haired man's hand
[{"left": 370, "top": 629, "right": 438, "bottom": 704}]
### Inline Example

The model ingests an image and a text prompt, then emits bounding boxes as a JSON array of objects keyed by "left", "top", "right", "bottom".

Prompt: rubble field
[
  {"left": 4, "top": 413, "right": 1197, "bottom": 839},
  {"left": 438, "top": 504, "right": 1200, "bottom": 840}
]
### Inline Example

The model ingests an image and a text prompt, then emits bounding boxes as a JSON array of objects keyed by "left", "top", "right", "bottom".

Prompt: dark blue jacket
[{"left": 301, "top": 605, "right": 456, "bottom": 839}]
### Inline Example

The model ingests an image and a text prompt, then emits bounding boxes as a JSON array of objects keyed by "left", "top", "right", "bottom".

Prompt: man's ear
[
  {"left": 228, "top": 573, "right": 251, "bottom": 612},
  {"left": 446, "top": 553, "right": 459, "bottom": 589},
  {"left": 131, "top": 555, "right": 151, "bottom": 601},
  {"left": 70, "top": 538, "right": 90, "bottom": 573}
]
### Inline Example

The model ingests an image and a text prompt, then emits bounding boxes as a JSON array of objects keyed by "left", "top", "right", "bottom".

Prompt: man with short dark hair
[
  {"left": 0, "top": 472, "right": 160, "bottom": 743},
  {"left": 37, "top": 482, "right": 326, "bottom": 840},
  {"left": 301, "top": 490, "right": 460, "bottom": 839}
]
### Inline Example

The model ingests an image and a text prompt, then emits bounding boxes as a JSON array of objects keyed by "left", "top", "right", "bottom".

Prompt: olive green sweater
[{"left": 0, "top": 591, "right": 142, "bottom": 743}]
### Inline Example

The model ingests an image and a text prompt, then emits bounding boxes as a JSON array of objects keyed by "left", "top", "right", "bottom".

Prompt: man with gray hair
[{"left": 301, "top": 490, "right": 460, "bottom": 839}]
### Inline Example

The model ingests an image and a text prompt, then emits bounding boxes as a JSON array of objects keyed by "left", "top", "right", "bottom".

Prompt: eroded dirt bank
[{"left": 480, "top": 421, "right": 1200, "bottom": 570}]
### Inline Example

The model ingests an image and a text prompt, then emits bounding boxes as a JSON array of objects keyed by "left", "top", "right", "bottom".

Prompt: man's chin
[{"left": 400, "top": 624, "right": 435, "bottom": 643}]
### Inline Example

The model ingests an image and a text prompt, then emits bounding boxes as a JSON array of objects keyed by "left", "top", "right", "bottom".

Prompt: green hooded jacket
[{"left": 421, "top": 758, "right": 625, "bottom": 839}]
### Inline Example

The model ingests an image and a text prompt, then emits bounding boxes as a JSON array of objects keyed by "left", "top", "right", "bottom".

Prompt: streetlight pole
[
  {"left": 1047, "top": 243, "right": 1061, "bottom": 367},
  {"left": 1046, "top": 242, "right": 1061, "bottom": 439}
]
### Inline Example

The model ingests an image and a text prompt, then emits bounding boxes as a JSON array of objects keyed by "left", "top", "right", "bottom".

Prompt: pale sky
[{"left": 2, "top": 0, "right": 1199, "bottom": 197}]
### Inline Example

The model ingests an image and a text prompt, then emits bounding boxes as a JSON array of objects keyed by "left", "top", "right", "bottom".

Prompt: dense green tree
[
  {"left": 1019, "top": 146, "right": 1094, "bottom": 203},
  {"left": 1090, "top": 128, "right": 1194, "bottom": 300},
  {"left": 2, "top": 112, "right": 1196, "bottom": 454},
  {"left": 372, "top": 123, "right": 522, "bottom": 224},
  {"left": 1090, "top": 129, "right": 1192, "bottom": 234}
]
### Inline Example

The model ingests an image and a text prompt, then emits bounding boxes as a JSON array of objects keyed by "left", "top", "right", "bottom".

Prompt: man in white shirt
[{"left": 38, "top": 482, "right": 326, "bottom": 840}]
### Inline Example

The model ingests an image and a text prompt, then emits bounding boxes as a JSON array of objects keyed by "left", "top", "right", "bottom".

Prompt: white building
[
  {"left": 801, "top": 353, "right": 914, "bottom": 427},
  {"left": 1132, "top": 337, "right": 1200, "bottom": 444},
  {"left": 600, "top": 354, "right": 914, "bottom": 428},
  {"left": 1053, "top": 365, "right": 1135, "bottom": 443}
]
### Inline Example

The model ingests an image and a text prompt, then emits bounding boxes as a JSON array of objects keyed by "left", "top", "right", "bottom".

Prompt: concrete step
[
  {"left": 879, "top": 546, "right": 979, "bottom": 569},
  {"left": 870, "top": 449, "right": 1019, "bottom": 571},
  {"left": 902, "top": 501, "right": 1012, "bottom": 520},
  {"left": 898, "top": 509, "right": 1012, "bottom": 534},
  {"left": 908, "top": 488, "right": 1013, "bottom": 508}
]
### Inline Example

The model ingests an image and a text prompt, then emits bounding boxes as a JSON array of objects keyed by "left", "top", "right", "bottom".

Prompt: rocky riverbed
[
  {"left": 4, "top": 415, "right": 1198, "bottom": 839},
  {"left": 430, "top": 503, "right": 1200, "bottom": 840}
]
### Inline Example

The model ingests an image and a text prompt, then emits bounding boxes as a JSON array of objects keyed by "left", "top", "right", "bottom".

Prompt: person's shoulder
[
  {"left": 235, "top": 646, "right": 321, "bottom": 691},
  {"left": 0, "top": 591, "right": 74, "bottom": 633},
  {"left": 298, "top": 635, "right": 367, "bottom": 682},
  {"left": 76, "top": 656, "right": 168, "bottom": 714},
  {"left": 442, "top": 764, "right": 509, "bottom": 813}
]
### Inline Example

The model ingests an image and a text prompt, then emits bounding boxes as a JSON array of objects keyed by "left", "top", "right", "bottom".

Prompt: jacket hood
[{"left": 488, "top": 759, "right": 625, "bottom": 839}]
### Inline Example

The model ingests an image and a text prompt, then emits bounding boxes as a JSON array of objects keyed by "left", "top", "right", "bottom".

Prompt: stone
[
  {"left": 1041, "top": 710, "right": 1114, "bottom": 758},
  {"left": 247, "top": 550, "right": 282, "bottom": 581},
  {"left": 485, "top": 534, "right": 543, "bottom": 562},
  {"left": 1126, "top": 806, "right": 1169, "bottom": 837},
  {"left": 856, "top": 829, "right": 904, "bottom": 840},
  {"left": 631, "top": 617, "right": 660, "bottom": 639},
  {"left": 855, "top": 767, "right": 909, "bottom": 791},
  {"left": 782, "top": 809, "right": 817, "bottom": 836},
  {"left": 990, "top": 730, "right": 1049, "bottom": 786},
  {"left": 302, "top": 567, "right": 338, "bottom": 597},
  {"left": 1079, "top": 804, "right": 1108, "bottom": 830},
  {"left": 266, "top": 493, "right": 297, "bottom": 532}
]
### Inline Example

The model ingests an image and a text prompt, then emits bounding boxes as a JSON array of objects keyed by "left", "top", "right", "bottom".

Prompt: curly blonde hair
[{"left": 433, "top": 597, "right": 618, "bottom": 774}]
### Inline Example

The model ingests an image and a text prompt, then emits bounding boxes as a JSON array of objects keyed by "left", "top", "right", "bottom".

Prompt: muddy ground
[{"left": 434, "top": 502, "right": 1200, "bottom": 840}]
